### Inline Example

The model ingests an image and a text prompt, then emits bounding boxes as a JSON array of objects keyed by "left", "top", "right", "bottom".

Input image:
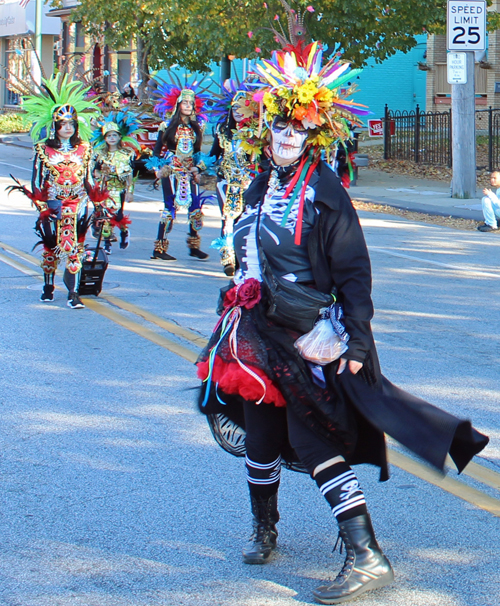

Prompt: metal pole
[
  {"left": 384, "top": 104, "right": 389, "bottom": 160},
  {"left": 414, "top": 104, "right": 420, "bottom": 164},
  {"left": 451, "top": 51, "right": 476, "bottom": 199},
  {"left": 35, "top": 0, "right": 42, "bottom": 58},
  {"left": 220, "top": 56, "right": 231, "bottom": 82},
  {"left": 488, "top": 106, "right": 493, "bottom": 173}
]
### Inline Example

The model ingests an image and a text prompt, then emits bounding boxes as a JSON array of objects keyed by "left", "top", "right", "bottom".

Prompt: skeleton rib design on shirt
[{"left": 233, "top": 177, "right": 318, "bottom": 286}]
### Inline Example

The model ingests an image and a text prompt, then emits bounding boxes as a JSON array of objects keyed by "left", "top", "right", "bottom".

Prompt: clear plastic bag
[
  {"left": 294, "top": 305, "right": 349, "bottom": 366},
  {"left": 295, "top": 318, "right": 348, "bottom": 365}
]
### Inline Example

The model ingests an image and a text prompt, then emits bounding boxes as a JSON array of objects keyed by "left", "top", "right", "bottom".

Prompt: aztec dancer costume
[
  {"left": 148, "top": 77, "right": 212, "bottom": 261},
  {"left": 8, "top": 73, "right": 100, "bottom": 309},
  {"left": 209, "top": 80, "right": 263, "bottom": 276},
  {"left": 91, "top": 112, "right": 142, "bottom": 252}
]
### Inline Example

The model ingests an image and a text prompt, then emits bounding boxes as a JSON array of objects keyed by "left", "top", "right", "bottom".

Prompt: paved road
[{"left": 1, "top": 144, "right": 500, "bottom": 606}]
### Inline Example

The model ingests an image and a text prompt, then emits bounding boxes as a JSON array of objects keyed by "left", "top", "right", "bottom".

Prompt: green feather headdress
[{"left": 23, "top": 73, "right": 101, "bottom": 142}]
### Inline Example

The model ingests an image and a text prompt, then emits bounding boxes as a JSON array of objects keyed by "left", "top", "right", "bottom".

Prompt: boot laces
[
  {"left": 251, "top": 517, "right": 274, "bottom": 543},
  {"left": 332, "top": 532, "right": 354, "bottom": 584}
]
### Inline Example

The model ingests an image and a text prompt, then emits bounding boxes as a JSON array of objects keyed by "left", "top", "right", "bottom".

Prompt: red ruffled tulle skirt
[{"left": 197, "top": 356, "right": 286, "bottom": 407}]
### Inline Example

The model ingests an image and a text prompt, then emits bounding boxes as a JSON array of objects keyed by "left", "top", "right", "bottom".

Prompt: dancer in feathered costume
[
  {"left": 91, "top": 112, "right": 143, "bottom": 252},
  {"left": 147, "top": 75, "right": 212, "bottom": 261},
  {"left": 16, "top": 73, "right": 101, "bottom": 308},
  {"left": 209, "top": 79, "right": 263, "bottom": 276}
]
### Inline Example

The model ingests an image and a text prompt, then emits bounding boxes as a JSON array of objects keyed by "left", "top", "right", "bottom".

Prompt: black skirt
[{"left": 197, "top": 302, "right": 489, "bottom": 481}]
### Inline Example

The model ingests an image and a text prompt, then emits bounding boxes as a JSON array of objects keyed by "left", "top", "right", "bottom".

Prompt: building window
[
  {"left": 75, "top": 22, "right": 85, "bottom": 50},
  {"left": 4, "top": 38, "right": 31, "bottom": 107}
]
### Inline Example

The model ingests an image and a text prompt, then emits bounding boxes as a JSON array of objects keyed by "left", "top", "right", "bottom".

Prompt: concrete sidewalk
[
  {"left": 0, "top": 132, "right": 486, "bottom": 222},
  {"left": 352, "top": 168, "right": 484, "bottom": 222}
]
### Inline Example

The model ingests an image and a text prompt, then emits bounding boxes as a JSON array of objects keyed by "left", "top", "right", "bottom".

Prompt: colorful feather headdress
[
  {"left": 91, "top": 110, "right": 144, "bottom": 153},
  {"left": 151, "top": 72, "right": 212, "bottom": 121},
  {"left": 22, "top": 73, "right": 101, "bottom": 142},
  {"left": 208, "top": 78, "right": 257, "bottom": 123},
  {"left": 251, "top": 41, "right": 370, "bottom": 149}
]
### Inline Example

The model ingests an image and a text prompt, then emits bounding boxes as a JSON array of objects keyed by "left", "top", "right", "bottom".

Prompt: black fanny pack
[
  {"left": 256, "top": 202, "right": 334, "bottom": 334},
  {"left": 260, "top": 253, "right": 334, "bottom": 334}
]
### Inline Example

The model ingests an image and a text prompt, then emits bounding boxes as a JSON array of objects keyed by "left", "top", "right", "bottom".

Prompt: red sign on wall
[{"left": 368, "top": 119, "right": 395, "bottom": 137}]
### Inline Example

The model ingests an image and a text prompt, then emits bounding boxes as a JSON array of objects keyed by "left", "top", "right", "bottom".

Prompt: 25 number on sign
[{"left": 452, "top": 26, "right": 480, "bottom": 45}]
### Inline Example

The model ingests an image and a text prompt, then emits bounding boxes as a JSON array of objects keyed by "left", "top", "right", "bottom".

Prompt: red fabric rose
[{"left": 224, "top": 278, "right": 261, "bottom": 310}]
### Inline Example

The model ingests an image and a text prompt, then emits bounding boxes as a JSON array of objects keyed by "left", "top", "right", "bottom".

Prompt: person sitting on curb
[{"left": 478, "top": 171, "right": 500, "bottom": 232}]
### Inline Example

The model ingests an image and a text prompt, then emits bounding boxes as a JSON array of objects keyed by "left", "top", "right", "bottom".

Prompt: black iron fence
[{"left": 383, "top": 104, "right": 500, "bottom": 171}]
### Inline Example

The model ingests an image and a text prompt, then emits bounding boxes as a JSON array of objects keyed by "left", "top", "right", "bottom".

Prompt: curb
[
  {"left": 352, "top": 193, "right": 483, "bottom": 222},
  {"left": 0, "top": 136, "right": 31, "bottom": 149}
]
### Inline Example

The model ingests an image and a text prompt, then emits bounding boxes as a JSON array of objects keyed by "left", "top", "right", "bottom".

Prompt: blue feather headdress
[
  {"left": 151, "top": 71, "right": 213, "bottom": 121},
  {"left": 91, "top": 110, "right": 144, "bottom": 152}
]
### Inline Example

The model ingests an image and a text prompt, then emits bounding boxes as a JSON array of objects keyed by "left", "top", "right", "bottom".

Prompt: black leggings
[
  {"left": 243, "top": 401, "right": 368, "bottom": 522},
  {"left": 243, "top": 401, "right": 343, "bottom": 475}
]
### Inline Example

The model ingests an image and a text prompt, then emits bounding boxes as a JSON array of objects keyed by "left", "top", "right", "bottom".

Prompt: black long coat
[{"left": 199, "top": 161, "right": 488, "bottom": 480}]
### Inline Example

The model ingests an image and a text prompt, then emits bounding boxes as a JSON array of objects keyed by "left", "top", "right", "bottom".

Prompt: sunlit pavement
[{"left": 1, "top": 144, "right": 500, "bottom": 606}]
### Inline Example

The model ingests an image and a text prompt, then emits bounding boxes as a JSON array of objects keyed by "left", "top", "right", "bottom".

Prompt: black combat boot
[
  {"left": 242, "top": 494, "right": 279, "bottom": 565},
  {"left": 313, "top": 514, "right": 394, "bottom": 604}
]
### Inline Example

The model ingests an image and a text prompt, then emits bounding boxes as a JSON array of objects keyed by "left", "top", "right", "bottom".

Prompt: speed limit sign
[{"left": 447, "top": 0, "right": 486, "bottom": 51}]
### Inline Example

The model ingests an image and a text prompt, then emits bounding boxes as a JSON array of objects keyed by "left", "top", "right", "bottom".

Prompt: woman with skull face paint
[
  {"left": 197, "top": 42, "right": 488, "bottom": 604},
  {"left": 149, "top": 84, "right": 210, "bottom": 262},
  {"left": 209, "top": 81, "right": 264, "bottom": 276},
  {"left": 10, "top": 74, "right": 100, "bottom": 309}
]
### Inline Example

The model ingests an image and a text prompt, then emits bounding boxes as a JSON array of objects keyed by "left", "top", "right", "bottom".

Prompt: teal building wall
[
  {"left": 353, "top": 35, "right": 428, "bottom": 120},
  {"left": 155, "top": 34, "right": 428, "bottom": 127}
]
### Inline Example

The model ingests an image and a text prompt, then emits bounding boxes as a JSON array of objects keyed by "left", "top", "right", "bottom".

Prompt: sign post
[{"left": 447, "top": 0, "right": 486, "bottom": 198}]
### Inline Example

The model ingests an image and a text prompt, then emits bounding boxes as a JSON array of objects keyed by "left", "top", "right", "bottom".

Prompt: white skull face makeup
[{"left": 270, "top": 117, "right": 308, "bottom": 165}]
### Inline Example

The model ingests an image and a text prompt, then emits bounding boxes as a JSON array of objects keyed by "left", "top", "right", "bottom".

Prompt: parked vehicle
[{"left": 133, "top": 116, "right": 162, "bottom": 172}]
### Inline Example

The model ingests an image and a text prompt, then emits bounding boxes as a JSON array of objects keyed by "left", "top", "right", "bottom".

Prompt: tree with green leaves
[{"left": 70, "top": 0, "right": 500, "bottom": 77}]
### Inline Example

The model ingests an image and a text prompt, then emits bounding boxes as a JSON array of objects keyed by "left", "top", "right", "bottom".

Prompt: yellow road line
[
  {"left": 102, "top": 294, "right": 209, "bottom": 349},
  {"left": 0, "top": 250, "right": 39, "bottom": 277},
  {"left": 0, "top": 241, "right": 39, "bottom": 266},
  {"left": 82, "top": 298, "right": 198, "bottom": 363},
  {"left": 388, "top": 450, "right": 500, "bottom": 517},
  {"left": 1, "top": 239, "right": 500, "bottom": 517},
  {"left": 455, "top": 459, "right": 500, "bottom": 492}
]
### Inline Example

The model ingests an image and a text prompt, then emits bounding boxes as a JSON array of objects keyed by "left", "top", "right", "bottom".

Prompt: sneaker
[
  {"left": 477, "top": 223, "right": 498, "bottom": 232},
  {"left": 40, "top": 285, "right": 54, "bottom": 302},
  {"left": 151, "top": 250, "right": 176, "bottom": 261},
  {"left": 189, "top": 248, "right": 209, "bottom": 261},
  {"left": 119, "top": 230, "right": 130, "bottom": 250},
  {"left": 104, "top": 241, "right": 112, "bottom": 254},
  {"left": 67, "top": 294, "right": 85, "bottom": 309}
]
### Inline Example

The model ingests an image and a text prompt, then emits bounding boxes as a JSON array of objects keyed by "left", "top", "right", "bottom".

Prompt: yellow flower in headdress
[
  {"left": 315, "top": 87, "right": 334, "bottom": 105},
  {"left": 263, "top": 91, "right": 280, "bottom": 115},
  {"left": 308, "top": 130, "right": 335, "bottom": 147},
  {"left": 296, "top": 80, "right": 318, "bottom": 105}
]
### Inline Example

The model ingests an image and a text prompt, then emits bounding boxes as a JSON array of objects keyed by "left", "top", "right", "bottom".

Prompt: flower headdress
[
  {"left": 91, "top": 110, "right": 144, "bottom": 153},
  {"left": 22, "top": 73, "right": 101, "bottom": 142},
  {"left": 151, "top": 72, "right": 212, "bottom": 121},
  {"left": 246, "top": 40, "right": 370, "bottom": 246},
  {"left": 252, "top": 41, "right": 370, "bottom": 150}
]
